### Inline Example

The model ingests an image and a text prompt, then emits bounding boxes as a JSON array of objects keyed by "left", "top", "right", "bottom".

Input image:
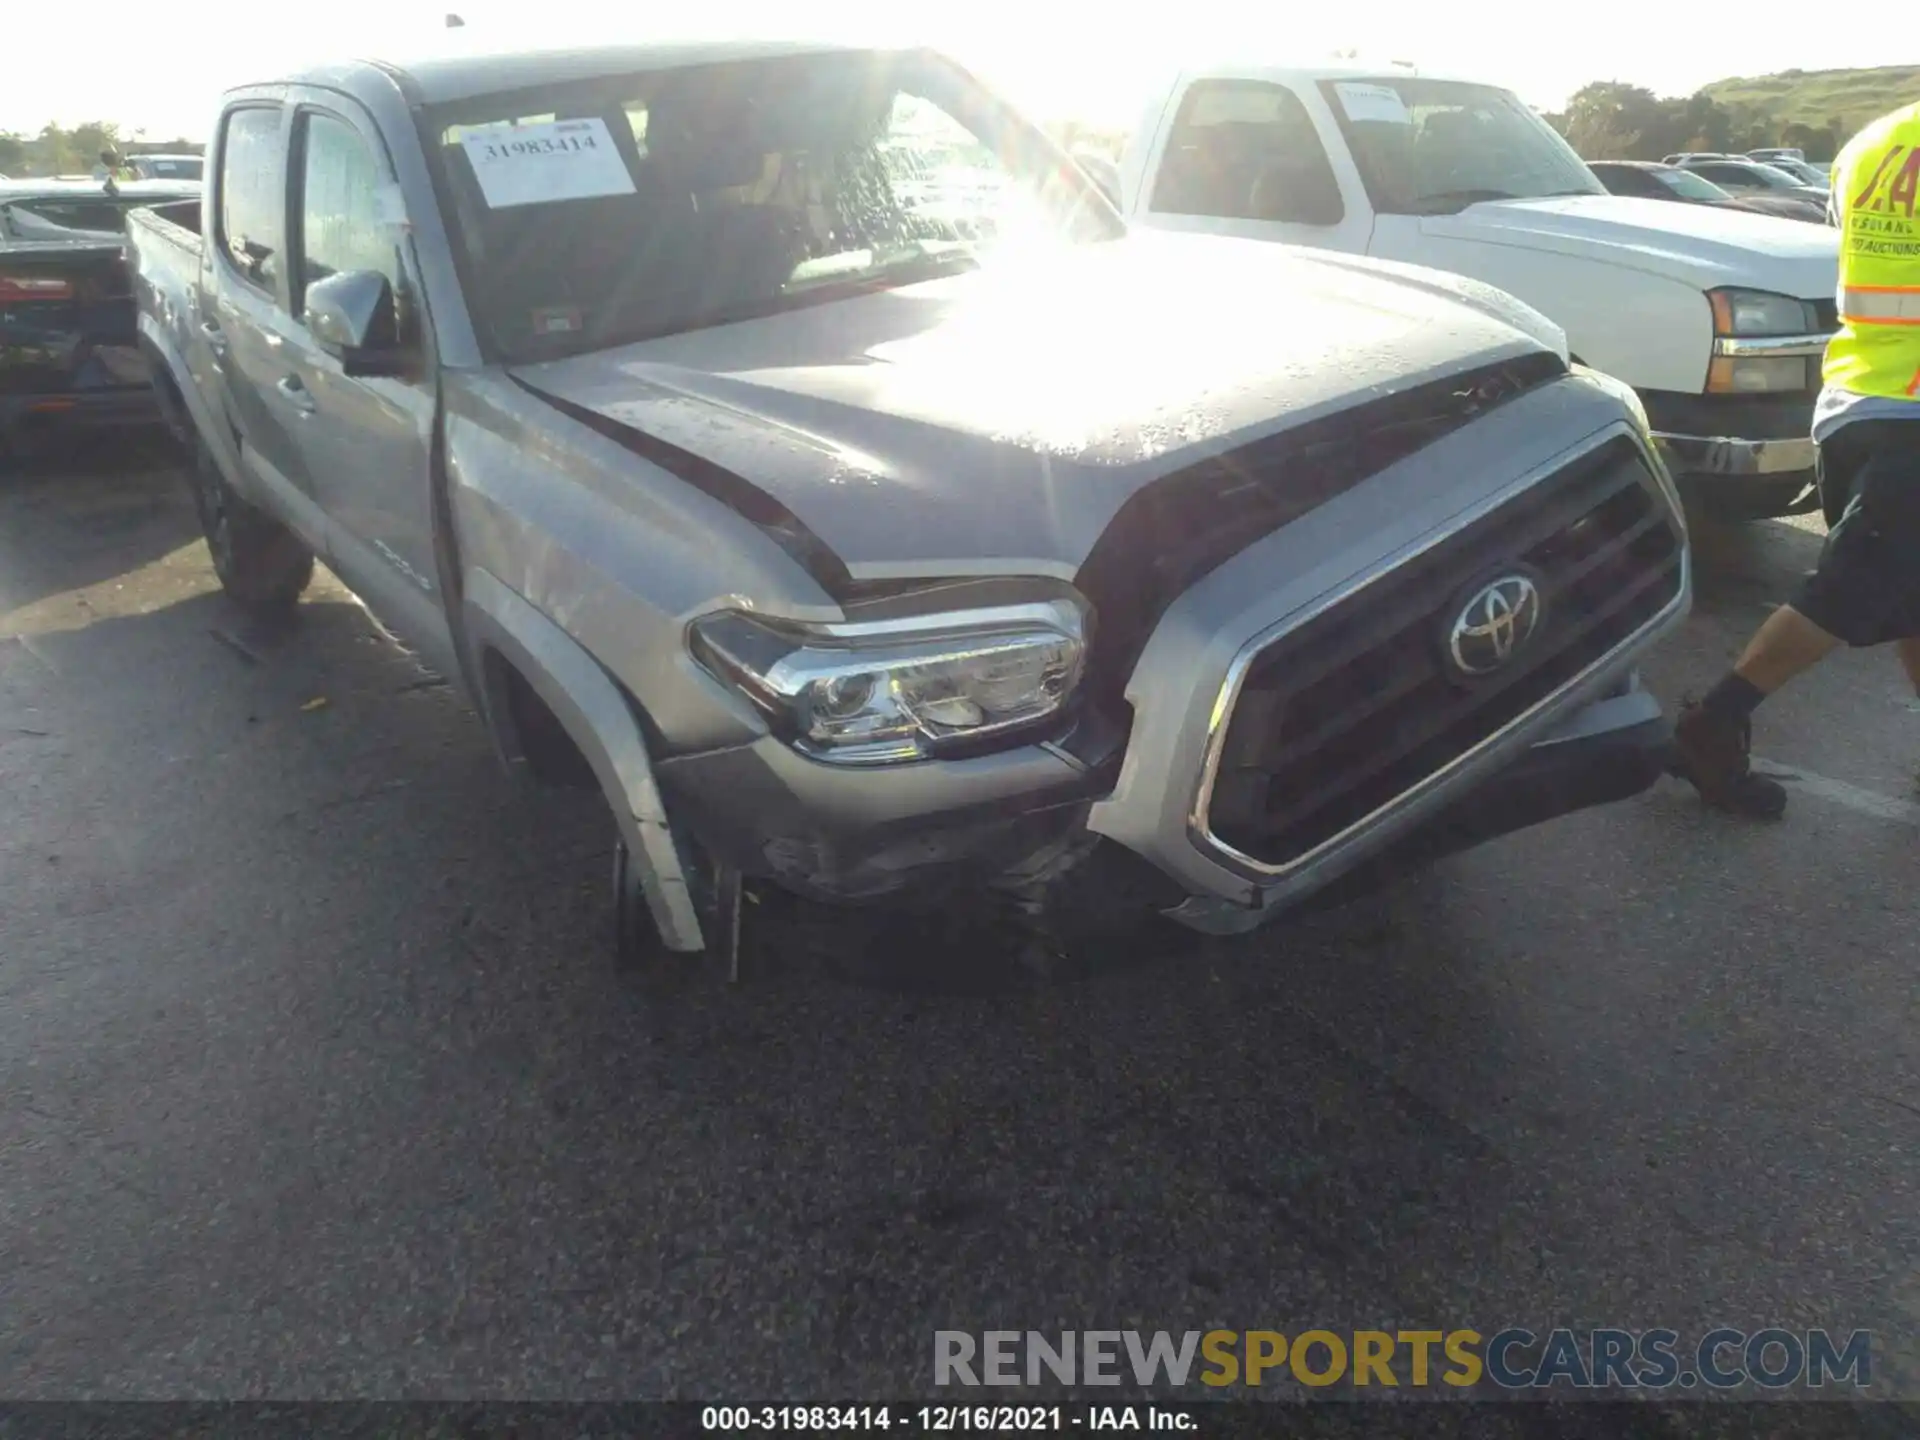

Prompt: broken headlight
[{"left": 689, "top": 598, "right": 1088, "bottom": 764}]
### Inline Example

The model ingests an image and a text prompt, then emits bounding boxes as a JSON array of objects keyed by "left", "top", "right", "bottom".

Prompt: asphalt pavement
[{"left": 3, "top": 438, "right": 1919, "bottom": 1413}]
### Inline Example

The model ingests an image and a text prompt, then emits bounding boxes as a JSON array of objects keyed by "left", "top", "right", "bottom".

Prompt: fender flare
[
  {"left": 136, "top": 312, "right": 243, "bottom": 490},
  {"left": 460, "top": 568, "right": 706, "bottom": 953}
]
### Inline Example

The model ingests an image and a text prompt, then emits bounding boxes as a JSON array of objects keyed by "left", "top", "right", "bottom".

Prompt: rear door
[
  {"left": 201, "top": 97, "right": 329, "bottom": 550},
  {"left": 276, "top": 92, "right": 449, "bottom": 668},
  {"left": 1131, "top": 77, "right": 1375, "bottom": 255}
]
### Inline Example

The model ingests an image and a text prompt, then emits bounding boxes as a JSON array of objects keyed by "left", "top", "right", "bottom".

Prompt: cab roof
[{"left": 254, "top": 36, "right": 899, "bottom": 110}]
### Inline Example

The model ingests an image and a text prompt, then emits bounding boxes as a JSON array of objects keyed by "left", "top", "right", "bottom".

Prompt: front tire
[{"left": 188, "top": 438, "right": 314, "bottom": 616}]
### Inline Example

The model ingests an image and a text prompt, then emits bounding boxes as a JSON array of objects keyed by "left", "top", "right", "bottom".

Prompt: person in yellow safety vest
[{"left": 1669, "top": 99, "right": 1920, "bottom": 818}]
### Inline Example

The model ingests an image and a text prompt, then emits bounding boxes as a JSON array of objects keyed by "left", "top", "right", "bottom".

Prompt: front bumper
[
  {"left": 1652, "top": 430, "right": 1814, "bottom": 477},
  {"left": 658, "top": 375, "right": 1686, "bottom": 929},
  {"left": 1642, "top": 334, "right": 1832, "bottom": 513}
]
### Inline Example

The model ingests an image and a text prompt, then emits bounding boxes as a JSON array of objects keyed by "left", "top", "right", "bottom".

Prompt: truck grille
[{"left": 1204, "top": 436, "right": 1683, "bottom": 870}]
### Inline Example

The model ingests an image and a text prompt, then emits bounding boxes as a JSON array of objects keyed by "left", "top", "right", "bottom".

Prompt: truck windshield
[
  {"left": 420, "top": 48, "right": 1123, "bottom": 363},
  {"left": 1318, "top": 77, "right": 1604, "bottom": 215}
]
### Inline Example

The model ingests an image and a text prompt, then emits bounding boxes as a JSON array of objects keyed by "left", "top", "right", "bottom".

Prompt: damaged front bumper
[{"left": 658, "top": 374, "right": 1690, "bottom": 937}]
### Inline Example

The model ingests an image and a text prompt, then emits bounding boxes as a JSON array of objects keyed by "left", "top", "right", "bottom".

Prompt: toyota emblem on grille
[{"left": 1447, "top": 575, "right": 1544, "bottom": 677}]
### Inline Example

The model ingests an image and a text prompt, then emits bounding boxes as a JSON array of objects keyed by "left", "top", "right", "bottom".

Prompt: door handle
[{"left": 275, "top": 374, "right": 317, "bottom": 415}]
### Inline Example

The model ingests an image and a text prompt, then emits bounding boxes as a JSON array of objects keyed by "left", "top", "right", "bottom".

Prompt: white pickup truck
[{"left": 1109, "top": 64, "right": 1841, "bottom": 519}]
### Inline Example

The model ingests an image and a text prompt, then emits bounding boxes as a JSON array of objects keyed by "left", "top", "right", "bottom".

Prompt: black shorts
[{"left": 1793, "top": 419, "right": 1920, "bottom": 647}]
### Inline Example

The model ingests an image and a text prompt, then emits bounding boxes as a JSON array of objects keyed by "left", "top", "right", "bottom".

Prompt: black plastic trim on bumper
[{"left": 1291, "top": 714, "right": 1673, "bottom": 915}]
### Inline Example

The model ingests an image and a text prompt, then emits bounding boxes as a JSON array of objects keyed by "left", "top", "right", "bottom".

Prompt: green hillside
[{"left": 1699, "top": 66, "right": 1920, "bottom": 135}]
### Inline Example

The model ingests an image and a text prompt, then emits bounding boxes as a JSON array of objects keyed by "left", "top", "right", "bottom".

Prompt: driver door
[{"left": 276, "top": 92, "right": 450, "bottom": 674}]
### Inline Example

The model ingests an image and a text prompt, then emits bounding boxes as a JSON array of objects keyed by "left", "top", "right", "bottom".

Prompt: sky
[{"left": 2, "top": 0, "right": 1900, "bottom": 142}]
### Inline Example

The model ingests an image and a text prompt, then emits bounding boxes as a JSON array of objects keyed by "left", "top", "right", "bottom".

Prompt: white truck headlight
[
  {"left": 1705, "top": 288, "right": 1822, "bottom": 395},
  {"left": 689, "top": 598, "right": 1088, "bottom": 764},
  {"left": 1708, "top": 289, "right": 1817, "bottom": 337}
]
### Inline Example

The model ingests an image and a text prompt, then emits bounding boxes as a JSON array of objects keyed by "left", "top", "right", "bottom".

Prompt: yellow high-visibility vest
[{"left": 1826, "top": 100, "right": 1920, "bottom": 399}]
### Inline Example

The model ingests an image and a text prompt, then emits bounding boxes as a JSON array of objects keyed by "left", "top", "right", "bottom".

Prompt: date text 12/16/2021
[{"left": 701, "top": 1406, "right": 1197, "bottom": 1432}]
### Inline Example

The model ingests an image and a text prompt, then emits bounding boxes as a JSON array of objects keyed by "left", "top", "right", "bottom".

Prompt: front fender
[
  {"left": 460, "top": 567, "right": 706, "bottom": 953},
  {"left": 135, "top": 309, "right": 249, "bottom": 495}
]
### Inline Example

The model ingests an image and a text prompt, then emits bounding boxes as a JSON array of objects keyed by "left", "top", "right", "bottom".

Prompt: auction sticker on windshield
[
  {"left": 460, "top": 118, "right": 636, "bottom": 208},
  {"left": 1334, "top": 82, "right": 1412, "bottom": 126}
]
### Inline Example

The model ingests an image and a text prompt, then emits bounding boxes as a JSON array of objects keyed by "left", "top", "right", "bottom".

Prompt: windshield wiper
[
  {"left": 786, "top": 247, "right": 982, "bottom": 297},
  {"left": 1403, "top": 188, "right": 1520, "bottom": 215},
  {"left": 575, "top": 250, "right": 985, "bottom": 352}
]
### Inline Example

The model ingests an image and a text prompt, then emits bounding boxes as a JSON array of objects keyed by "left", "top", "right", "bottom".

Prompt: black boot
[{"left": 1670, "top": 701, "right": 1787, "bottom": 819}]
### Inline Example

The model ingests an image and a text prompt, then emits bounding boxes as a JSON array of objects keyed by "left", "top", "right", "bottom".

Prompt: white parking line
[{"left": 1754, "top": 758, "right": 1920, "bottom": 827}]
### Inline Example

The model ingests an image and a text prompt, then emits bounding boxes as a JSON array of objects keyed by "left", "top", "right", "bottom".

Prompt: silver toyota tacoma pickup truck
[{"left": 127, "top": 38, "right": 1691, "bottom": 979}]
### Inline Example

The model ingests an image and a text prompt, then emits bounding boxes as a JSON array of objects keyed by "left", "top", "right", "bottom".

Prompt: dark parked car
[
  {"left": 1672, "top": 157, "right": 1830, "bottom": 217},
  {"left": 0, "top": 177, "right": 199, "bottom": 461},
  {"left": 1747, "top": 154, "right": 1831, "bottom": 187},
  {"left": 1587, "top": 159, "right": 1828, "bottom": 224}
]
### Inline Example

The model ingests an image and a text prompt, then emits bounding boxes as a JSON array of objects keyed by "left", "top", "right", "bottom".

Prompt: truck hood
[
  {"left": 1423, "top": 194, "right": 1837, "bottom": 299},
  {"left": 509, "top": 233, "right": 1556, "bottom": 576}
]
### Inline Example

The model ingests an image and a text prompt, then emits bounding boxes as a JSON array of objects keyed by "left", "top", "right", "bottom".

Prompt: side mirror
[{"left": 304, "top": 269, "right": 408, "bottom": 378}]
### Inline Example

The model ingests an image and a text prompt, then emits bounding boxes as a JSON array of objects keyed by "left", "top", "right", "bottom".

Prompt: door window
[
  {"left": 296, "top": 112, "right": 401, "bottom": 313},
  {"left": 218, "top": 106, "right": 285, "bottom": 293},
  {"left": 1694, "top": 164, "right": 1755, "bottom": 189},
  {"left": 1150, "top": 80, "right": 1344, "bottom": 226}
]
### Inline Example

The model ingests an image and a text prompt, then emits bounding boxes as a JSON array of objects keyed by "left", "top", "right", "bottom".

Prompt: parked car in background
[
  {"left": 1663, "top": 151, "right": 1734, "bottom": 165},
  {"left": 126, "top": 153, "right": 204, "bottom": 182},
  {"left": 128, "top": 39, "right": 1689, "bottom": 977},
  {"left": 1113, "top": 63, "right": 1840, "bottom": 519},
  {"left": 1746, "top": 146, "right": 1805, "bottom": 166},
  {"left": 1588, "top": 159, "right": 1828, "bottom": 224},
  {"left": 0, "top": 177, "right": 199, "bottom": 461},
  {"left": 1673, "top": 157, "right": 1829, "bottom": 209},
  {"left": 1751, "top": 155, "right": 1830, "bottom": 188}
]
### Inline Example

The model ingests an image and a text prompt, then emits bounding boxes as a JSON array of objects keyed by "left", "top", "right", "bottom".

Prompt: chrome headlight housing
[
  {"left": 1704, "top": 288, "right": 1823, "bottom": 395},
  {"left": 689, "top": 598, "right": 1088, "bottom": 765}
]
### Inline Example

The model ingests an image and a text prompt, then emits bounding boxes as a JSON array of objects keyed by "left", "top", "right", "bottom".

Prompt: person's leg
[
  {"left": 1730, "top": 605, "right": 1846, "bottom": 692},
  {"left": 1671, "top": 426, "right": 1901, "bottom": 818},
  {"left": 1897, "top": 637, "right": 1920, "bottom": 697}
]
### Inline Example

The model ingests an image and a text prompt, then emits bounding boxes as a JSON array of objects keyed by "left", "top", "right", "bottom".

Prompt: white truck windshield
[
  {"left": 1318, "top": 77, "right": 1604, "bottom": 215},
  {"left": 423, "top": 49, "right": 1121, "bottom": 363}
]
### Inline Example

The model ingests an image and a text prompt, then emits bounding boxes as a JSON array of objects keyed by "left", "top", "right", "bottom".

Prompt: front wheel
[{"left": 187, "top": 438, "right": 314, "bottom": 616}]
